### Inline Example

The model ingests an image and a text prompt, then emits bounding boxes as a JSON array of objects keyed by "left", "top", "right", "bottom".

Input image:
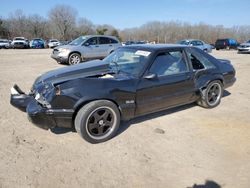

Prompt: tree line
[{"left": 1, "top": 4, "right": 250, "bottom": 44}]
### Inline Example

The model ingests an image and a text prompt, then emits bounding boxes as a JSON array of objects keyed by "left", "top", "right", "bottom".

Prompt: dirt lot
[{"left": 0, "top": 49, "right": 249, "bottom": 188}]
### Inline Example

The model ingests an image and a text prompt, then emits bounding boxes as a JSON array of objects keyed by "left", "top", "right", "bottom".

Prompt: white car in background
[
  {"left": 0, "top": 39, "right": 10, "bottom": 49},
  {"left": 238, "top": 39, "right": 250, "bottom": 53},
  {"left": 11, "top": 37, "right": 29, "bottom": 49},
  {"left": 47, "top": 39, "right": 60, "bottom": 48}
]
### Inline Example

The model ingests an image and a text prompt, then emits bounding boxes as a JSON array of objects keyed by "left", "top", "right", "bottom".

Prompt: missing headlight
[
  {"left": 35, "top": 92, "right": 52, "bottom": 108},
  {"left": 55, "top": 85, "right": 61, "bottom": 96}
]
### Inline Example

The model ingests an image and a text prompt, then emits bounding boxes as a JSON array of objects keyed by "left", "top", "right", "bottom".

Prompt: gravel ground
[{"left": 0, "top": 49, "right": 249, "bottom": 188}]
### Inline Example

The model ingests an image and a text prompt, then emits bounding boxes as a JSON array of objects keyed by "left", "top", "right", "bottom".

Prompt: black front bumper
[{"left": 10, "top": 85, "right": 71, "bottom": 130}]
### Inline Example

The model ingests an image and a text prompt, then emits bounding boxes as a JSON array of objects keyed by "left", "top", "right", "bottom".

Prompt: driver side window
[
  {"left": 149, "top": 50, "right": 188, "bottom": 77},
  {"left": 86, "top": 37, "right": 97, "bottom": 45}
]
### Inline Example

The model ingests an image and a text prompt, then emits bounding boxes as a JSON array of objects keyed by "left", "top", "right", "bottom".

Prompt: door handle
[
  {"left": 109, "top": 45, "right": 112, "bottom": 46},
  {"left": 95, "top": 45, "right": 99, "bottom": 47}
]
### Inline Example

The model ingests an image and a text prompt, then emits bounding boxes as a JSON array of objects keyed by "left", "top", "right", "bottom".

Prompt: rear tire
[
  {"left": 75, "top": 100, "right": 120, "bottom": 143},
  {"left": 197, "top": 80, "right": 223, "bottom": 108}
]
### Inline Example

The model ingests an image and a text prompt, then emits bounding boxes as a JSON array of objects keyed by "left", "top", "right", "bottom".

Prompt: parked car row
[
  {"left": 122, "top": 40, "right": 149, "bottom": 46},
  {"left": 213, "top": 38, "right": 250, "bottom": 53},
  {"left": 215, "top": 38, "right": 238, "bottom": 50},
  {"left": 0, "top": 37, "right": 64, "bottom": 49},
  {"left": 2, "top": 35, "right": 249, "bottom": 55}
]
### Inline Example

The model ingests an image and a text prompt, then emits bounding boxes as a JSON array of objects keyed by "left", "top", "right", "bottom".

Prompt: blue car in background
[
  {"left": 30, "top": 38, "right": 45, "bottom": 48},
  {"left": 215, "top": 38, "right": 238, "bottom": 50}
]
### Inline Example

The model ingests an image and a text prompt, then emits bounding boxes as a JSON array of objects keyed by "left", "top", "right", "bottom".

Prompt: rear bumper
[
  {"left": 238, "top": 48, "right": 250, "bottom": 53},
  {"left": 10, "top": 85, "right": 73, "bottom": 130},
  {"left": 224, "top": 77, "right": 236, "bottom": 89}
]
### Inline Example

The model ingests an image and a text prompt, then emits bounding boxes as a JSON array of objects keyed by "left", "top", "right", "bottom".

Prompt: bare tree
[
  {"left": 1, "top": 7, "right": 250, "bottom": 43},
  {"left": 77, "top": 17, "right": 95, "bottom": 35},
  {"left": 7, "top": 9, "right": 29, "bottom": 38},
  {"left": 110, "top": 29, "right": 121, "bottom": 40},
  {"left": 0, "top": 17, "right": 9, "bottom": 38},
  {"left": 27, "top": 14, "right": 47, "bottom": 39},
  {"left": 48, "top": 4, "right": 77, "bottom": 40}
]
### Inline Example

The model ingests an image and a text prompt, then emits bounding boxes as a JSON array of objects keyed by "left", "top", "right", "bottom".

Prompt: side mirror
[{"left": 143, "top": 73, "right": 157, "bottom": 80}]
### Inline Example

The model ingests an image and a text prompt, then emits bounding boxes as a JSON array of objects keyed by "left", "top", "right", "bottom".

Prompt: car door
[
  {"left": 82, "top": 37, "right": 101, "bottom": 59},
  {"left": 135, "top": 49, "right": 195, "bottom": 116},
  {"left": 98, "top": 37, "right": 112, "bottom": 58}
]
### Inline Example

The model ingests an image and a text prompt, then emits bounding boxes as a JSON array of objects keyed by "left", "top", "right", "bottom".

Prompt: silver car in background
[
  {"left": 238, "top": 39, "right": 250, "bottom": 53},
  {"left": 51, "top": 35, "right": 121, "bottom": 65},
  {"left": 0, "top": 39, "right": 10, "bottom": 49},
  {"left": 177, "top": 39, "right": 212, "bottom": 53},
  {"left": 47, "top": 39, "right": 60, "bottom": 48}
]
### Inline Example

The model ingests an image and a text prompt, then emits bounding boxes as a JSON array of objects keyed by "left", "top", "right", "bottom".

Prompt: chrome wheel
[{"left": 69, "top": 53, "right": 80, "bottom": 65}]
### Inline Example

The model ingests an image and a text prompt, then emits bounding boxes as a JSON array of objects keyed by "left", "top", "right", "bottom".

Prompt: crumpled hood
[{"left": 34, "top": 60, "right": 110, "bottom": 85}]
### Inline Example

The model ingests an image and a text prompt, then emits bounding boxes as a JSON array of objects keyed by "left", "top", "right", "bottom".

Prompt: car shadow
[
  {"left": 50, "top": 90, "right": 231, "bottom": 137},
  {"left": 186, "top": 180, "right": 221, "bottom": 188},
  {"left": 50, "top": 126, "right": 75, "bottom": 134},
  {"left": 117, "top": 89, "right": 231, "bottom": 137},
  {"left": 116, "top": 102, "right": 196, "bottom": 136},
  {"left": 223, "top": 90, "right": 231, "bottom": 97}
]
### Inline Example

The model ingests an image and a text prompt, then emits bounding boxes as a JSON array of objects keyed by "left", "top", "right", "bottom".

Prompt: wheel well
[
  {"left": 68, "top": 51, "right": 81, "bottom": 60},
  {"left": 72, "top": 99, "right": 121, "bottom": 125},
  {"left": 200, "top": 79, "right": 224, "bottom": 91}
]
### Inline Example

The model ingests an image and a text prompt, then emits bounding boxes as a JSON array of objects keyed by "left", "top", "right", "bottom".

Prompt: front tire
[
  {"left": 197, "top": 80, "right": 223, "bottom": 108},
  {"left": 75, "top": 100, "right": 120, "bottom": 143},
  {"left": 68, "top": 53, "right": 81, "bottom": 65}
]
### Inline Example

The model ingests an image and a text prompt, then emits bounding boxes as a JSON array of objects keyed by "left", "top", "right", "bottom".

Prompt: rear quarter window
[
  {"left": 110, "top": 38, "right": 118, "bottom": 44},
  {"left": 99, "top": 37, "right": 110, "bottom": 44},
  {"left": 187, "top": 48, "right": 216, "bottom": 70}
]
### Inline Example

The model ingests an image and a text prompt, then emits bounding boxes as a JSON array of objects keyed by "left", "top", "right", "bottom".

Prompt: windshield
[
  {"left": 69, "top": 36, "right": 88, "bottom": 45},
  {"left": 14, "top": 37, "right": 25, "bottom": 41},
  {"left": 103, "top": 48, "right": 151, "bottom": 77}
]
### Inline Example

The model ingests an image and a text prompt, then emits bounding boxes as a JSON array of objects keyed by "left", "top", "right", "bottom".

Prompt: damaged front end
[
  {"left": 10, "top": 84, "right": 57, "bottom": 130},
  {"left": 10, "top": 84, "right": 33, "bottom": 112}
]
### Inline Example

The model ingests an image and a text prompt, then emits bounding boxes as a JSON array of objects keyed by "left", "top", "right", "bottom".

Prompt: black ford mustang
[{"left": 10, "top": 45, "right": 236, "bottom": 143}]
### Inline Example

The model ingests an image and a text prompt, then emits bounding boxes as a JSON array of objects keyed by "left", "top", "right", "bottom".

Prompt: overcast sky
[{"left": 0, "top": 0, "right": 249, "bottom": 29}]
